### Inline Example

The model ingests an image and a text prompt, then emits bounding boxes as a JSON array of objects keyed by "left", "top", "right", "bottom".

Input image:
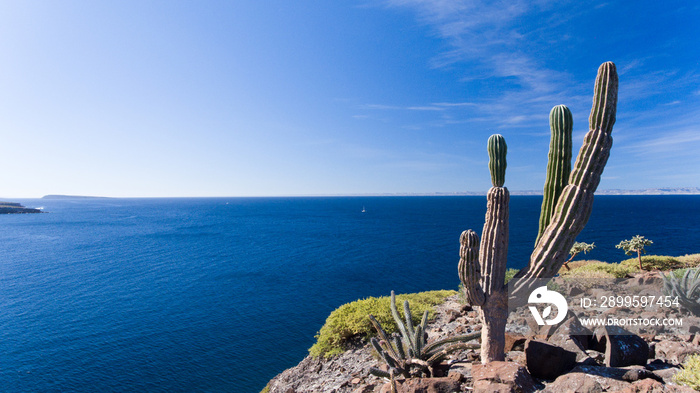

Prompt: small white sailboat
[{"left": 361, "top": 206, "right": 366, "bottom": 213}]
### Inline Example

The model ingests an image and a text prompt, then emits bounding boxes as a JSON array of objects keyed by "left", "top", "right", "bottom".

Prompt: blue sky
[{"left": 1, "top": 1, "right": 698, "bottom": 197}]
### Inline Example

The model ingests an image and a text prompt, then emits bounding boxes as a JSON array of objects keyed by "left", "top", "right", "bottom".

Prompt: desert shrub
[
  {"left": 308, "top": 290, "right": 456, "bottom": 358},
  {"left": 677, "top": 254, "right": 700, "bottom": 267},
  {"left": 563, "top": 261, "right": 636, "bottom": 279},
  {"left": 557, "top": 259, "right": 605, "bottom": 275},
  {"left": 674, "top": 354, "right": 700, "bottom": 391},
  {"left": 620, "top": 255, "right": 686, "bottom": 271},
  {"left": 504, "top": 268, "right": 519, "bottom": 284}
]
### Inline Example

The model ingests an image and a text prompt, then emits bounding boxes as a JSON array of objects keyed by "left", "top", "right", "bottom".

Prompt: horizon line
[{"left": 4, "top": 187, "right": 700, "bottom": 200}]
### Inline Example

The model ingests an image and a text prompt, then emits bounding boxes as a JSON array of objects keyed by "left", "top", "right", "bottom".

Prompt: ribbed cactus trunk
[
  {"left": 535, "top": 105, "right": 573, "bottom": 246},
  {"left": 459, "top": 134, "right": 509, "bottom": 363},
  {"left": 479, "top": 186, "right": 509, "bottom": 362},
  {"left": 511, "top": 62, "right": 618, "bottom": 303}
]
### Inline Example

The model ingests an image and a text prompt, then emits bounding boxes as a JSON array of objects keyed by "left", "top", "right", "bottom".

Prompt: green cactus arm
[
  {"left": 418, "top": 310, "right": 428, "bottom": 352},
  {"left": 569, "top": 61, "right": 618, "bottom": 190},
  {"left": 394, "top": 335, "right": 406, "bottom": 360},
  {"left": 487, "top": 134, "right": 507, "bottom": 187},
  {"left": 369, "top": 367, "right": 391, "bottom": 379},
  {"left": 512, "top": 62, "right": 618, "bottom": 298},
  {"left": 421, "top": 331, "right": 481, "bottom": 356},
  {"left": 536, "top": 105, "right": 573, "bottom": 246},
  {"left": 458, "top": 229, "right": 486, "bottom": 306},
  {"left": 425, "top": 342, "right": 480, "bottom": 366},
  {"left": 369, "top": 314, "right": 402, "bottom": 361},
  {"left": 403, "top": 300, "right": 417, "bottom": 352},
  {"left": 389, "top": 291, "right": 411, "bottom": 347},
  {"left": 413, "top": 324, "right": 424, "bottom": 357}
]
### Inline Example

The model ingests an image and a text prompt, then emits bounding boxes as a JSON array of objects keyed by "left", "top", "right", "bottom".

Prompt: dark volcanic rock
[{"left": 524, "top": 339, "right": 577, "bottom": 380}]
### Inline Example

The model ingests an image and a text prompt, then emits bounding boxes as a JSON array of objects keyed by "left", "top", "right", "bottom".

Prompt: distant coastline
[
  {"left": 42, "top": 194, "right": 112, "bottom": 199},
  {"left": 294, "top": 187, "right": 700, "bottom": 197},
  {"left": 0, "top": 201, "right": 43, "bottom": 214}
]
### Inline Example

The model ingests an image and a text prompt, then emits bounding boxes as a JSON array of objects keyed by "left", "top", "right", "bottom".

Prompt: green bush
[
  {"left": 308, "top": 290, "right": 456, "bottom": 358},
  {"left": 562, "top": 261, "right": 636, "bottom": 279},
  {"left": 504, "top": 268, "right": 519, "bottom": 284},
  {"left": 674, "top": 354, "right": 700, "bottom": 391},
  {"left": 620, "top": 255, "right": 686, "bottom": 271},
  {"left": 677, "top": 254, "right": 700, "bottom": 267}
]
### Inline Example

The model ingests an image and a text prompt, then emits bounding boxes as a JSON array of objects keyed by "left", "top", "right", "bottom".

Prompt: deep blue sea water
[{"left": 1, "top": 195, "right": 699, "bottom": 392}]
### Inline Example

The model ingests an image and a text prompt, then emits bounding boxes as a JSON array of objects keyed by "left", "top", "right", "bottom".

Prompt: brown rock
[
  {"left": 524, "top": 339, "right": 577, "bottom": 379},
  {"left": 655, "top": 341, "right": 698, "bottom": 365},
  {"left": 380, "top": 377, "right": 461, "bottom": 393},
  {"left": 541, "top": 372, "right": 603, "bottom": 393},
  {"left": 618, "top": 377, "right": 697, "bottom": 392},
  {"left": 447, "top": 362, "right": 470, "bottom": 381},
  {"left": 472, "top": 361, "right": 537, "bottom": 393},
  {"left": 543, "top": 365, "right": 629, "bottom": 393},
  {"left": 352, "top": 385, "right": 376, "bottom": 393},
  {"left": 505, "top": 333, "right": 527, "bottom": 352}
]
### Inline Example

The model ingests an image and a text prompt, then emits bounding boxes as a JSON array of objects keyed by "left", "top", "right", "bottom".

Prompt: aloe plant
[
  {"left": 368, "top": 291, "right": 479, "bottom": 379},
  {"left": 662, "top": 268, "right": 700, "bottom": 316}
]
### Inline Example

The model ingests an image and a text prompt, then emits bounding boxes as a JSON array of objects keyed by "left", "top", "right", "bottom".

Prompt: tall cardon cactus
[
  {"left": 459, "top": 62, "right": 618, "bottom": 363},
  {"left": 459, "top": 134, "right": 510, "bottom": 362}
]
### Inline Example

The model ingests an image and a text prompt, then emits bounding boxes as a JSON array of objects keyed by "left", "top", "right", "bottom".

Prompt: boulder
[
  {"left": 524, "top": 339, "right": 577, "bottom": 379},
  {"left": 543, "top": 365, "right": 629, "bottom": 392},
  {"left": 472, "top": 361, "right": 537, "bottom": 393},
  {"left": 550, "top": 315, "right": 593, "bottom": 350},
  {"left": 593, "top": 326, "right": 649, "bottom": 367}
]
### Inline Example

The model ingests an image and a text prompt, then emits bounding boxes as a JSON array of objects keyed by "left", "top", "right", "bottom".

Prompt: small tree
[
  {"left": 562, "top": 241, "right": 595, "bottom": 270},
  {"left": 616, "top": 235, "right": 653, "bottom": 270}
]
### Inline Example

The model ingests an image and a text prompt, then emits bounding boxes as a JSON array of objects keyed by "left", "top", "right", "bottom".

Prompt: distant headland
[
  {"left": 42, "top": 195, "right": 111, "bottom": 199},
  {"left": 0, "top": 201, "right": 43, "bottom": 214}
]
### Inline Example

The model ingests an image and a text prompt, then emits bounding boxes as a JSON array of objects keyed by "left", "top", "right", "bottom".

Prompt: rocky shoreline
[
  {"left": 0, "top": 201, "right": 43, "bottom": 214},
  {"left": 265, "top": 272, "right": 699, "bottom": 393}
]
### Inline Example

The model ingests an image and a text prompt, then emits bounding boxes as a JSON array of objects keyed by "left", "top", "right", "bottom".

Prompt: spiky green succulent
[
  {"left": 368, "top": 291, "right": 479, "bottom": 379},
  {"left": 662, "top": 268, "right": 700, "bottom": 316}
]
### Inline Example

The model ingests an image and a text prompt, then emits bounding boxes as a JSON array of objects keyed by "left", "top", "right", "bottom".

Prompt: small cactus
[{"left": 368, "top": 291, "right": 480, "bottom": 378}]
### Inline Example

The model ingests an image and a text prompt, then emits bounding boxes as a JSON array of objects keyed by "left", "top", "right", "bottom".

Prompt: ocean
[{"left": 1, "top": 195, "right": 698, "bottom": 392}]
